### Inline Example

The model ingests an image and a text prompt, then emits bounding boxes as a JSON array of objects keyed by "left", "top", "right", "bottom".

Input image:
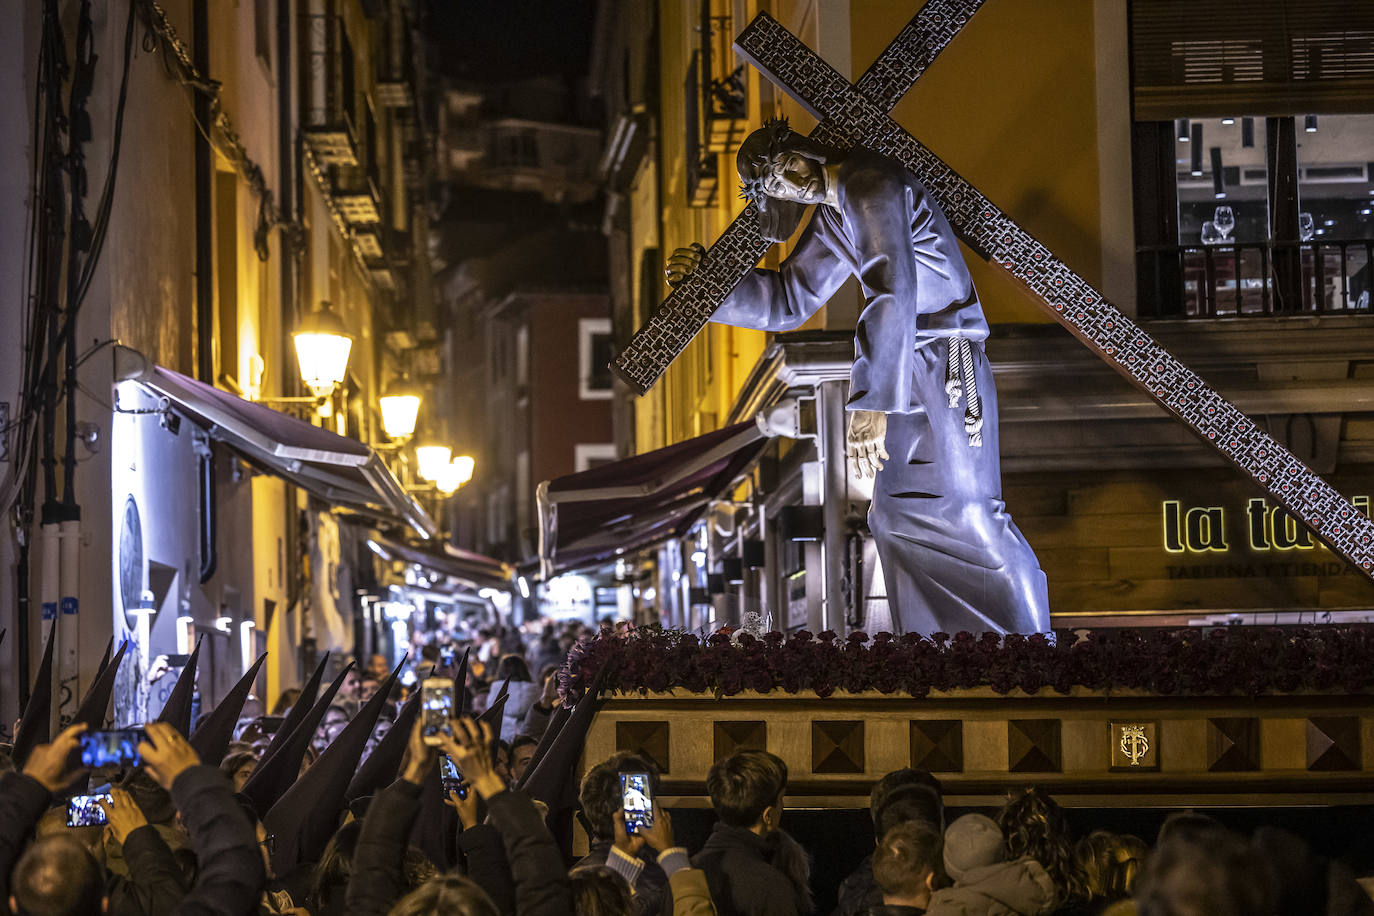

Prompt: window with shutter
[{"left": 1130, "top": 0, "right": 1374, "bottom": 119}]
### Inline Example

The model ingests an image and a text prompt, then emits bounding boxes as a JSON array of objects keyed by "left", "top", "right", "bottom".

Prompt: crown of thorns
[{"left": 738, "top": 117, "right": 793, "bottom": 205}]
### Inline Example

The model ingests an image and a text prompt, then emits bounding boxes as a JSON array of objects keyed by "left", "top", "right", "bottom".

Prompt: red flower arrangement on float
[{"left": 557, "top": 625, "right": 1374, "bottom": 702}]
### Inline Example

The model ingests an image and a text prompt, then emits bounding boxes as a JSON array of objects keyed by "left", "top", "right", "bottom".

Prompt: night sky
[{"left": 425, "top": 0, "right": 598, "bottom": 82}]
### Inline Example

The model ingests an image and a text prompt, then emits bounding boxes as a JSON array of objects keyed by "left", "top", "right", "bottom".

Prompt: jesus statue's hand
[{"left": 846, "top": 409, "right": 888, "bottom": 478}]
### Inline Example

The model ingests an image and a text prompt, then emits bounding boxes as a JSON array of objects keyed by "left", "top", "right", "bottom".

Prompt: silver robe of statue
[{"left": 711, "top": 147, "right": 1050, "bottom": 635}]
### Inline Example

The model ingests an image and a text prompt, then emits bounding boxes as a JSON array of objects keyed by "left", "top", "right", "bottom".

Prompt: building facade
[
  {"left": 0, "top": 0, "right": 442, "bottom": 731},
  {"left": 577, "top": 0, "right": 1374, "bottom": 632}
]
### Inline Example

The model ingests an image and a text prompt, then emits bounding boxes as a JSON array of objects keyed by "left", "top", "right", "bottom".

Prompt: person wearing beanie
[{"left": 926, "top": 814, "right": 1056, "bottom": 916}]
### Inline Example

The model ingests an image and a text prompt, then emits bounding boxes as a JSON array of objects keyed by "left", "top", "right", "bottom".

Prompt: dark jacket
[
  {"left": 459, "top": 822, "right": 516, "bottom": 915},
  {"left": 577, "top": 839, "right": 671, "bottom": 916},
  {"left": 865, "top": 907, "right": 926, "bottom": 916},
  {"left": 167, "top": 764, "right": 268, "bottom": 916},
  {"left": 832, "top": 855, "right": 881, "bottom": 916},
  {"left": 346, "top": 777, "right": 424, "bottom": 916},
  {"left": 109, "top": 824, "right": 191, "bottom": 916},
  {"left": 485, "top": 788, "right": 573, "bottom": 916},
  {"left": 0, "top": 767, "right": 258, "bottom": 916},
  {"left": 0, "top": 772, "right": 55, "bottom": 901},
  {"left": 691, "top": 823, "right": 808, "bottom": 916}
]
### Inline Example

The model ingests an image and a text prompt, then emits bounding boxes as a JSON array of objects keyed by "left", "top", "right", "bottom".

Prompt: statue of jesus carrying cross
[{"left": 666, "top": 119, "right": 1050, "bottom": 636}]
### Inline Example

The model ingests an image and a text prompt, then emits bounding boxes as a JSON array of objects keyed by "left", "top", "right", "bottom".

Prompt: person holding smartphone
[
  {"left": 0, "top": 722, "right": 265, "bottom": 916},
  {"left": 573, "top": 753, "right": 670, "bottom": 916}
]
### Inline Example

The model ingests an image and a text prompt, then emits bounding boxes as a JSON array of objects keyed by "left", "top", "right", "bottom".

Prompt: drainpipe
[{"left": 193, "top": 0, "right": 212, "bottom": 382}]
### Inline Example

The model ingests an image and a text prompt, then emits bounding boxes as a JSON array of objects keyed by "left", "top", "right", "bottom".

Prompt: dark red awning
[
  {"left": 537, "top": 420, "right": 771, "bottom": 576},
  {"left": 366, "top": 535, "right": 512, "bottom": 592}
]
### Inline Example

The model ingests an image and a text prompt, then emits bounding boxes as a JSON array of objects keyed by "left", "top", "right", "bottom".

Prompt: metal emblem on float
[{"left": 1111, "top": 722, "right": 1159, "bottom": 770}]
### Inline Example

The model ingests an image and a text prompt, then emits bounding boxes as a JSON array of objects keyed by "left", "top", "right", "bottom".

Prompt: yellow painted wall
[{"left": 854, "top": 0, "right": 1102, "bottom": 324}]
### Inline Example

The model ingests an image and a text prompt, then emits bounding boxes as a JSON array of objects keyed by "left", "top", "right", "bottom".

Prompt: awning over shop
[
  {"left": 115, "top": 346, "right": 436, "bottom": 538},
  {"left": 367, "top": 534, "right": 512, "bottom": 592},
  {"left": 536, "top": 419, "right": 773, "bottom": 576}
]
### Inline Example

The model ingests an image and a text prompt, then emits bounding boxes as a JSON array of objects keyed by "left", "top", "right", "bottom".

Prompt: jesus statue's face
[{"left": 758, "top": 148, "right": 828, "bottom": 205}]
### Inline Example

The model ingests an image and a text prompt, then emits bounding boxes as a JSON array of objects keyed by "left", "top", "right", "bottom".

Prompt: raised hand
[
  {"left": 22, "top": 723, "right": 87, "bottom": 793},
  {"left": 401, "top": 716, "right": 438, "bottom": 785},
  {"left": 138, "top": 722, "right": 201, "bottom": 791},
  {"left": 638, "top": 803, "right": 675, "bottom": 853},
  {"left": 612, "top": 809, "right": 647, "bottom": 856},
  {"left": 665, "top": 243, "right": 705, "bottom": 288},
  {"left": 445, "top": 785, "right": 481, "bottom": 830},
  {"left": 100, "top": 787, "right": 149, "bottom": 843},
  {"left": 440, "top": 717, "right": 505, "bottom": 800},
  {"left": 846, "top": 409, "right": 889, "bottom": 478}
]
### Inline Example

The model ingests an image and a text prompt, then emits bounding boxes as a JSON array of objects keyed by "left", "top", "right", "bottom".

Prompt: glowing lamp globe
[
  {"left": 379, "top": 378, "right": 422, "bottom": 440},
  {"left": 294, "top": 301, "right": 353, "bottom": 397},
  {"left": 435, "top": 455, "right": 476, "bottom": 495},
  {"left": 452, "top": 455, "right": 475, "bottom": 485},
  {"left": 415, "top": 444, "right": 452, "bottom": 482}
]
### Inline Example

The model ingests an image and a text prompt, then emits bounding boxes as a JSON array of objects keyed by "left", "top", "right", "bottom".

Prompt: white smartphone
[{"left": 421, "top": 677, "right": 455, "bottom": 746}]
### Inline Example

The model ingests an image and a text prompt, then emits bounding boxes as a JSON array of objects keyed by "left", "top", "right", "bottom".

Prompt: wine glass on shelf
[
  {"left": 1200, "top": 220, "right": 1222, "bottom": 246},
  {"left": 1213, "top": 205, "right": 1235, "bottom": 241},
  {"left": 1299, "top": 211, "right": 1315, "bottom": 242}
]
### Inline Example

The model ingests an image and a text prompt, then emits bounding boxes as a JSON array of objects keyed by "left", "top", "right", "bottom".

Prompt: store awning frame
[
  {"left": 366, "top": 534, "right": 512, "bottom": 592},
  {"left": 114, "top": 346, "right": 436, "bottom": 539},
  {"left": 537, "top": 416, "right": 779, "bottom": 577}
]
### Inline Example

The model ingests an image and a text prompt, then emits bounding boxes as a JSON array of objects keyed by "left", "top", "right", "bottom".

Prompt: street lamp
[
  {"left": 415, "top": 442, "right": 452, "bottom": 482},
  {"left": 293, "top": 301, "right": 354, "bottom": 398},
  {"left": 379, "top": 375, "right": 422, "bottom": 440},
  {"left": 435, "top": 455, "right": 475, "bottom": 495}
]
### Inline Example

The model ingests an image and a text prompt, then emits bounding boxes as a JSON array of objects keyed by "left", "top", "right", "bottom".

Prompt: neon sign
[{"left": 1162, "top": 496, "right": 1369, "bottom": 554}]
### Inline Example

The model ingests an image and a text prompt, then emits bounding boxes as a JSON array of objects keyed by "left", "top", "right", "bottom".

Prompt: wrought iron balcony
[
  {"left": 333, "top": 166, "right": 382, "bottom": 225},
  {"left": 1138, "top": 238, "right": 1374, "bottom": 319}
]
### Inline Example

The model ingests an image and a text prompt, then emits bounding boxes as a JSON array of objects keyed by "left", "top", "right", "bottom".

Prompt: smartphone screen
[
  {"left": 440, "top": 754, "right": 469, "bottom": 800},
  {"left": 67, "top": 793, "right": 111, "bottom": 827},
  {"left": 80, "top": 729, "right": 146, "bottom": 768},
  {"left": 421, "top": 678, "right": 455, "bottom": 745},
  {"left": 620, "top": 772, "right": 653, "bottom": 835}
]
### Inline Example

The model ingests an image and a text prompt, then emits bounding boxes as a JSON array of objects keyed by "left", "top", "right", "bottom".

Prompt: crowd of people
[{"left": 0, "top": 617, "right": 1372, "bottom": 915}]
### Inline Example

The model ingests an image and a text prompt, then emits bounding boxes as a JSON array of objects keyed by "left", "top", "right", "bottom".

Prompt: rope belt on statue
[{"left": 944, "top": 336, "right": 984, "bottom": 448}]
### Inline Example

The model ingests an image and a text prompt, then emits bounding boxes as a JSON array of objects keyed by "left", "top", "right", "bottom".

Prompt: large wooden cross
[{"left": 611, "top": 3, "right": 1374, "bottom": 580}]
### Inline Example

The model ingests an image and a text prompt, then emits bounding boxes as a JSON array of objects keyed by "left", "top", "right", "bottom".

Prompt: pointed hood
[
  {"left": 264, "top": 660, "right": 402, "bottom": 874},
  {"left": 521, "top": 665, "right": 607, "bottom": 811},
  {"left": 516, "top": 703, "right": 571, "bottom": 789},
  {"left": 12, "top": 624, "right": 57, "bottom": 766},
  {"left": 89, "top": 637, "right": 114, "bottom": 687},
  {"left": 155, "top": 637, "right": 203, "bottom": 735},
  {"left": 190, "top": 653, "right": 268, "bottom": 765},
  {"left": 258, "top": 653, "right": 330, "bottom": 764},
  {"left": 477, "top": 678, "right": 510, "bottom": 736},
  {"left": 239, "top": 661, "right": 354, "bottom": 816},
  {"left": 74, "top": 639, "right": 130, "bottom": 732},
  {"left": 347, "top": 674, "right": 421, "bottom": 803},
  {"left": 435, "top": 648, "right": 469, "bottom": 704}
]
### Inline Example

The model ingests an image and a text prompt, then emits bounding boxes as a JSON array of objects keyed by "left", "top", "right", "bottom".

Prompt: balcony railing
[
  {"left": 1138, "top": 239, "right": 1374, "bottom": 319},
  {"left": 302, "top": 14, "right": 359, "bottom": 167}
]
